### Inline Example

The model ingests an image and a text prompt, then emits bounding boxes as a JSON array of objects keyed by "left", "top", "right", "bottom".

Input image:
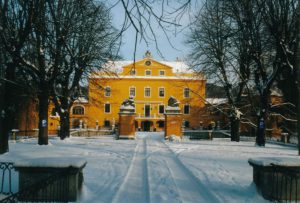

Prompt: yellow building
[{"left": 48, "top": 52, "right": 206, "bottom": 132}]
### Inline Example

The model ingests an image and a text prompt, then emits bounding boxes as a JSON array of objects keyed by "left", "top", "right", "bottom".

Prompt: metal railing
[
  {"left": 0, "top": 162, "right": 75, "bottom": 202},
  {"left": 136, "top": 113, "right": 164, "bottom": 119},
  {"left": 69, "top": 128, "right": 114, "bottom": 137},
  {"left": 0, "top": 162, "right": 15, "bottom": 196},
  {"left": 269, "top": 166, "right": 300, "bottom": 203}
]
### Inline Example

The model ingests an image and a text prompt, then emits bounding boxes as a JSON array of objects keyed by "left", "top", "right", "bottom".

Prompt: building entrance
[
  {"left": 142, "top": 121, "right": 151, "bottom": 131},
  {"left": 145, "top": 105, "right": 150, "bottom": 117}
]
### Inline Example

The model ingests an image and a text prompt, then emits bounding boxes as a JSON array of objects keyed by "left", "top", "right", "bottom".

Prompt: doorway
[
  {"left": 145, "top": 105, "right": 150, "bottom": 117},
  {"left": 142, "top": 121, "right": 151, "bottom": 131}
]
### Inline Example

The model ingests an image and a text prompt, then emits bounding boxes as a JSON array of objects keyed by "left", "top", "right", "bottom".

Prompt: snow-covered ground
[{"left": 1, "top": 132, "right": 299, "bottom": 203}]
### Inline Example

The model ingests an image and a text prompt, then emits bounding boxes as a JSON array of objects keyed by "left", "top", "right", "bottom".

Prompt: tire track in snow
[
  {"left": 158, "top": 140, "right": 221, "bottom": 203},
  {"left": 111, "top": 137, "right": 150, "bottom": 203}
]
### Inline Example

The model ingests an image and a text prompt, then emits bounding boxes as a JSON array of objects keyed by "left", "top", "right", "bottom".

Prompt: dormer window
[
  {"left": 159, "top": 70, "right": 165, "bottom": 76},
  {"left": 104, "top": 86, "right": 111, "bottom": 97},
  {"left": 145, "top": 70, "right": 151, "bottom": 76},
  {"left": 130, "top": 69, "right": 136, "bottom": 75}
]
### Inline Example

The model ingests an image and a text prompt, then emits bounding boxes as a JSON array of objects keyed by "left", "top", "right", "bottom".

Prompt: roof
[
  {"left": 101, "top": 59, "right": 192, "bottom": 74},
  {"left": 205, "top": 98, "right": 228, "bottom": 105}
]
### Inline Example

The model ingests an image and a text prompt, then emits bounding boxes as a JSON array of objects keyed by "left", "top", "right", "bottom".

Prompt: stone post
[
  {"left": 95, "top": 120, "right": 99, "bottom": 130},
  {"left": 164, "top": 96, "right": 182, "bottom": 139},
  {"left": 118, "top": 97, "right": 136, "bottom": 139}
]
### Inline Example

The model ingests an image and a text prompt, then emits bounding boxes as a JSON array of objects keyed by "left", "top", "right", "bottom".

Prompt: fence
[
  {"left": 69, "top": 129, "right": 114, "bottom": 137},
  {"left": 0, "top": 162, "right": 77, "bottom": 202},
  {"left": 268, "top": 166, "right": 300, "bottom": 202}
]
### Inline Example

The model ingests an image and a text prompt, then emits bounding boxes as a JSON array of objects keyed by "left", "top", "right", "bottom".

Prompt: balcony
[{"left": 135, "top": 113, "right": 165, "bottom": 120}]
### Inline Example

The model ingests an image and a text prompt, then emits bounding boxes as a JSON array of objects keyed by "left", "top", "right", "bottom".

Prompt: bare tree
[
  {"left": 49, "top": 0, "right": 117, "bottom": 140},
  {"left": 188, "top": 0, "right": 250, "bottom": 142},
  {"left": 0, "top": 0, "right": 36, "bottom": 152}
]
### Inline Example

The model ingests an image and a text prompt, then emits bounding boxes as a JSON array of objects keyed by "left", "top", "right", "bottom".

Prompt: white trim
[
  {"left": 145, "top": 69, "right": 152, "bottom": 76},
  {"left": 104, "top": 86, "right": 111, "bottom": 97},
  {"left": 71, "top": 105, "right": 85, "bottom": 115},
  {"left": 183, "top": 104, "right": 190, "bottom": 115},
  {"left": 183, "top": 87, "right": 190, "bottom": 98},
  {"left": 144, "top": 86, "right": 151, "bottom": 98},
  {"left": 104, "top": 103, "right": 111, "bottom": 114},
  {"left": 129, "top": 86, "right": 136, "bottom": 97},
  {"left": 158, "top": 87, "right": 165, "bottom": 98}
]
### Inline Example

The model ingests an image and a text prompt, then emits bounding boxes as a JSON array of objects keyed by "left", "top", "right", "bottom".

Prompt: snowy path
[
  {"left": 2, "top": 132, "right": 298, "bottom": 202},
  {"left": 112, "top": 132, "right": 217, "bottom": 203}
]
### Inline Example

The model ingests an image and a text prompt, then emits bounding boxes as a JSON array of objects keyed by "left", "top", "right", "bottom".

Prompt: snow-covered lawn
[{"left": 1, "top": 132, "right": 299, "bottom": 203}]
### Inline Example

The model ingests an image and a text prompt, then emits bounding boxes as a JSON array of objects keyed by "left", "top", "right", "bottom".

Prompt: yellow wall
[{"left": 48, "top": 57, "right": 206, "bottom": 132}]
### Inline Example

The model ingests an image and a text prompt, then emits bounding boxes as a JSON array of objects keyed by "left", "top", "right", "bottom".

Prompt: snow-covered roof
[
  {"left": 160, "top": 61, "right": 192, "bottom": 73},
  {"left": 102, "top": 60, "right": 132, "bottom": 73},
  {"left": 74, "top": 97, "right": 88, "bottom": 103},
  {"left": 270, "top": 87, "right": 283, "bottom": 97},
  {"left": 101, "top": 60, "right": 192, "bottom": 74},
  {"left": 206, "top": 98, "right": 228, "bottom": 105}
]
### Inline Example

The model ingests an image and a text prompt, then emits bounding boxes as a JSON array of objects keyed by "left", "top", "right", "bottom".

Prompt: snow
[
  {"left": 98, "top": 60, "right": 192, "bottom": 74},
  {"left": 14, "top": 157, "right": 87, "bottom": 168},
  {"left": 248, "top": 157, "right": 300, "bottom": 167},
  {"left": 1, "top": 132, "right": 298, "bottom": 203}
]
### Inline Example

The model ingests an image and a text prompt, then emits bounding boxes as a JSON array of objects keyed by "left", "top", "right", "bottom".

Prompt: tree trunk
[
  {"left": 230, "top": 117, "right": 240, "bottom": 142},
  {"left": 38, "top": 88, "right": 49, "bottom": 145},
  {"left": 296, "top": 3, "right": 300, "bottom": 155},
  {"left": 256, "top": 113, "right": 266, "bottom": 146},
  {"left": 59, "top": 112, "right": 70, "bottom": 140},
  {"left": 0, "top": 63, "right": 16, "bottom": 153}
]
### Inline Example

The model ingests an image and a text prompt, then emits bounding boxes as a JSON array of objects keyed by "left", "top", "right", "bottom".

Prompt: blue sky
[{"left": 109, "top": 1, "right": 200, "bottom": 61}]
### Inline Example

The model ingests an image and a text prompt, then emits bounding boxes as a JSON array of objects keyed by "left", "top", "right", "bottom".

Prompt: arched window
[{"left": 72, "top": 106, "right": 84, "bottom": 115}]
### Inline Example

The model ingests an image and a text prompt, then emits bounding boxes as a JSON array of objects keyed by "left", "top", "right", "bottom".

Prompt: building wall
[{"left": 48, "top": 57, "right": 206, "bottom": 132}]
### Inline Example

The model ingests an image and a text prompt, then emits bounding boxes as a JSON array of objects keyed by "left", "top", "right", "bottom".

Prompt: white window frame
[
  {"left": 104, "top": 86, "right": 111, "bottom": 97},
  {"left": 144, "top": 87, "right": 151, "bottom": 97},
  {"left": 158, "top": 104, "right": 165, "bottom": 114},
  {"left": 158, "top": 87, "right": 165, "bottom": 98},
  {"left": 159, "top": 70, "right": 165, "bottom": 76},
  {"left": 104, "top": 103, "right": 111, "bottom": 114},
  {"left": 129, "top": 86, "right": 136, "bottom": 97},
  {"left": 145, "top": 69, "right": 151, "bottom": 76},
  {"left": 184, "top": 87, "right": 190, "bottom": 98},
  {"left": 183, "top": 104, "right": 190, "bottom": 115}
]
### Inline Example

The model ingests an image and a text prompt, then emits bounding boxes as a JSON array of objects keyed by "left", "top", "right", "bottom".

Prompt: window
[
  {"left": 50, "top": 108, "right": 57, "bottom": 116},
  {"left": 184, "top": 120, "right": 190, "bottom": 128},
  {"left": 129, "top": 87, "right": 136, "bottom": 97},
  {"left": 104, "top": 120, "right": 110, "bottom": 127},
  {"left": 184, "top": 104, "right": 190, "bottom": 114},
  {"left": 145, "top": 70, "right": 151, "bottom": 76},
  {"left": 158, "top": 121, "right": 164, "bottom": 128},
  {"left": 159, "top": 105, "right": 165, "bottom": 114},
  {"left": 159, "top": 70, "right": 165, "bottom": 76},
  {"left": 145, "top": 87, "right": 151, "bottom": 97},
  {"left": 184, "top": 88, "right": 190, "bottom": 98},
  {"left": 159, "top": 87, "right": 165, "bottom": 97},
  {"left": 130, "top": 69, "right": 136, "bottom": 75},
  {"left": 145, "top": 60, "right": 151, "bottom": 66},
  {"left": 104, "top": 103, "right": 111, "bottom": 113},
  {"left": 73, "top": 106, "right": 84, "bottom": 115},
  {"left": 104, "top": 86, "right": 111, "bottom": 97}
]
